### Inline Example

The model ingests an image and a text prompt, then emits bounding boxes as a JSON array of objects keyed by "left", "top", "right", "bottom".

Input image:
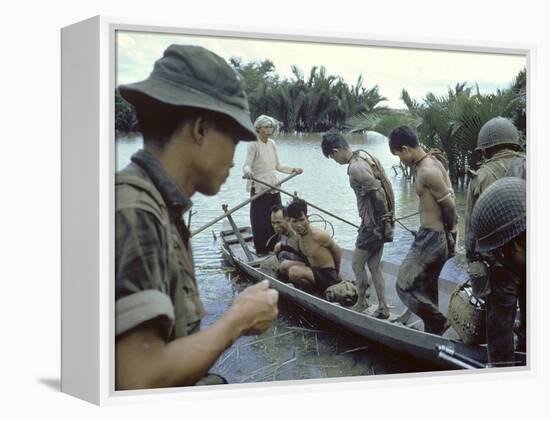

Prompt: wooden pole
[
  {"left": 190, "top": 172, "right": 300, "bottom": 238},
  {"left": 222, "top": 204, "right": 254, "bottom": 261},
  {"left": 250, "top": 176, "right": 360, "bottom": 229}
]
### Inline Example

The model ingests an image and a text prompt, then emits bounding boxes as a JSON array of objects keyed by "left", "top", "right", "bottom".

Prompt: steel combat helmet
[
  {"left": 471, "top": 177, "right": 526, "bottom": 253},
  {"left": 476, "top": 117, "right": 520, "bottom": 151}
]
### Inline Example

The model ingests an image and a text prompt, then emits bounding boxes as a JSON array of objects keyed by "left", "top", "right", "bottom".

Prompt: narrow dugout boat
[{"left": 219, "top": 222, "right": 524, "bottom": 370}]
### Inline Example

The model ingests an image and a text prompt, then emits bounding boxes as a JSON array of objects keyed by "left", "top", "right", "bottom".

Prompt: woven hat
[
  {"left": 476, "top": 117, "right": 520, "bottom": 151},
  {"left": 471, "top": 177, "right": 526, "bottom": 253},
  {"left": 119, "top": 44, "right": 256, "bottom": 141}
]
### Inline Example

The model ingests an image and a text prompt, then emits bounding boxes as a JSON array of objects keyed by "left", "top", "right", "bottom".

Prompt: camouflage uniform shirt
[{"left": 115, "top": 149, "right": 205, "bottom": 341}]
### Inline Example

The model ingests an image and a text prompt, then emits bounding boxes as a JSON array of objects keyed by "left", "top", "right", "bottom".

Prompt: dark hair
[
  {"left": 321, "top": 128, "right": 350, "bottom": 158},
  {"left": 134, "top": 96, "right": 243, "bottom": 148},
  {"left": 270, "top": 204, "right": 287, "bottom": 217},
  {"left": 388, "top": 125, "right": 419, "bottom": 153},
  {"left": 287, "top": 198, "right": 308, "bottom": 219}
]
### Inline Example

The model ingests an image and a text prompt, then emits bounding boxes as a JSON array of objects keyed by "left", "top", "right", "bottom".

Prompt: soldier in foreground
[
  {"left": 388, "top": 126, "right": 456, "bottom": 335},
  {"left": 470, "top": 178, "right": 526, "bottom": 367},
  {"left": 115, "top": 45, "right": 278, "bottom": 389}
]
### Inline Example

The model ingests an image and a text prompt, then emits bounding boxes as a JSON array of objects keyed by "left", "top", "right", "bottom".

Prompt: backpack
[{"left": 355, "top": 149, "right": 396, "bottom": 237}]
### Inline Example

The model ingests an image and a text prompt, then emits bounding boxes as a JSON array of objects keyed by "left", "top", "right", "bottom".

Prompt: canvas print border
[{"left": 61, "top": 15, "right": 534, "bottom": 405}]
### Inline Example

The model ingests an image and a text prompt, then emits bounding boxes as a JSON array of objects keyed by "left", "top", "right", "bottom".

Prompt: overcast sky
[{"left": 116, "top": 30, "right": 526, "bottom": 109}]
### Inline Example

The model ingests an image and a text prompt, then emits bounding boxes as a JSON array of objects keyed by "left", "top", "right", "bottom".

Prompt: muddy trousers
[
  {"left": 396, "top": 228, "right": 449, "bottom": 335},
  {"left": 486, "top": 266, "right": 526, "bottom": 367},
  {"left": 250, "top": 192, "right": 281, "bottom": 255}
]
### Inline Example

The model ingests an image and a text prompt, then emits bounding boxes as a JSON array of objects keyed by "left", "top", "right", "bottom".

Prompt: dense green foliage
[
  {"left": 346, "top": 69, "right": 527, "bottom": 184},
  {"left": 114, "top": 58, "right": 526, "bottom": 185},
  {"left": 229, "top": 58, "right": 388, "bottom": 132},
  {"left": 115, "top": 88, "right": 138, "bottom": 133}
]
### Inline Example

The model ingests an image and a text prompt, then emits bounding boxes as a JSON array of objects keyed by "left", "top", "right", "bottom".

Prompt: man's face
[
  {"left": 392, "top": 146, "right": 414, "bottom": 167},
  {"left": 271, "top": 210, "right": 289, "bottom": 234},
  {"left": 257, "top": 125, "right": 273, "bottom": 139},
  {"left": 195, "top": 127, "right": 237, "bottom": 196},
  {"left": 328, "top": 148, "right": 348, "bottom": 165},
  {"left": 290, "top": 212, "right": 309, "bottom": 236}
]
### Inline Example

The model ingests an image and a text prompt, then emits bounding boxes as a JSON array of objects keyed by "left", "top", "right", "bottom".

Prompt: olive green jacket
[{"left": 464, "top": 149, "right": 526, "bottom": 259}]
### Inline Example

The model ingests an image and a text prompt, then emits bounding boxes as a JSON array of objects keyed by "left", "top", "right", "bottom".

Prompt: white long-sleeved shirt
[{"left": 242, "top": 138, "right": 293, "bottom": 194}]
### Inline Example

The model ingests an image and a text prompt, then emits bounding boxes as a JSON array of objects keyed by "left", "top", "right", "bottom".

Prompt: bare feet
[
  {"left": 352, "top": 298, "right": 370, "bottom": 313},
  {"left": 373, "top": 307, "right": 390, "bottom": 320}
]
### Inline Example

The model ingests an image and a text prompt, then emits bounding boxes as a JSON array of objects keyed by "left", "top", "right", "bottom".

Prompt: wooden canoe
[{"left": 219, "top": 223, "right": 522, "bottom": 370}]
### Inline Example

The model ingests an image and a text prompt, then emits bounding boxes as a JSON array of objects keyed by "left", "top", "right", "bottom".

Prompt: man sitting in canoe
[
  {"left": 388, "top": 126, "right": 457, "bottom": 335},
  {"left": 280, "top": 198, "right": 342, "bottom": 294},
  {"left": 268, "top": 204, "right": 306, "bottom": 264}
]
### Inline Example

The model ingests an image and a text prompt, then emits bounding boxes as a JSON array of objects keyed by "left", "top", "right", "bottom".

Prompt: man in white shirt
[{"left": 243, "top": 115, "right": 303, "bottom": 255}]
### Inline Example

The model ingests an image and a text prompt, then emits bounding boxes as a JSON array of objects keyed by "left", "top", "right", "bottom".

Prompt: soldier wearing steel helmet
[
  {"left": 464, "top": 117, "right": 526, "bottom": 261},
  {"left": 470, "top": 177, "right": 526, "bottom": 367}
]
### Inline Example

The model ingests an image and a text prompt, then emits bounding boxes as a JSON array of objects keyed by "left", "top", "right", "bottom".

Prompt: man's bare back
[
  {"left": 415, "top": 155, "right": 455, "bottom": 232},
  {"left": 299, "top": 227, "right": 337, "bottom": 270}
]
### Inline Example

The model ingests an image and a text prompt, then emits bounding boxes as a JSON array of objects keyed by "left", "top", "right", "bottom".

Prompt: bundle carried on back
[{"left": 355, "top": 149, "right": 395, "bottom": 242}]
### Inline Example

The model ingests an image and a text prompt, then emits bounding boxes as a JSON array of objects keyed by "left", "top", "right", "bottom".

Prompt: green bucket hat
[{"left": 119, "top": 44, "right": 257, "bottom": 141}]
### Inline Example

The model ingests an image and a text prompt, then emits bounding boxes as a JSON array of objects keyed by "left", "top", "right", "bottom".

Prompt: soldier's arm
[
  {"left": 116, "top": 281, "right": 278, "bottom": 390},
  {"left": 464, "top": 178, "right": 479, "bottom": 260},
  {"left": 423, "top": 168, "right": 457, "bottom": 231}
]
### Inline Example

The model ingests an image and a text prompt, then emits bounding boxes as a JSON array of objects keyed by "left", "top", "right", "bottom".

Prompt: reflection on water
[{"left": 116, "top": 132, "right": 467, "bottom": 383}]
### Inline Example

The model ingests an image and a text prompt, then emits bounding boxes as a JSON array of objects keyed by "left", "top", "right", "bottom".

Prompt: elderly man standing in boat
[
  {"left": 243, "top": 115, "right": 303, "bottom": 256},
  {"left": 115, "top": 45, "right": 279, "bottom": 390},
  {"left": 388, "top": 126, "right": 456, "bottom": 335},
  {"left": 321, "top": 129, "right": 394, "bottom": 318},
  {"left": 282, "top": 198, "right": 342, "bottom": 294}
]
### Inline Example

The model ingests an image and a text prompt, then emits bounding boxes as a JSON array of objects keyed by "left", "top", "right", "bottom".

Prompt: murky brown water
[{"left": 116, "top": 132, "right": 467, "bottom": 383}]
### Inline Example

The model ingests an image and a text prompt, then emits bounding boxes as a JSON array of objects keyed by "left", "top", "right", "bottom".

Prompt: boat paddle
[{"left": 190, "top": 172, "right": 300, "bottom": 238}]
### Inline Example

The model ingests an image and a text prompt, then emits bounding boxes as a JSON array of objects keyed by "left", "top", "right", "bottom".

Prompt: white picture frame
[{"left": 61, "top": 15, "right": 533, "bottom": 405}]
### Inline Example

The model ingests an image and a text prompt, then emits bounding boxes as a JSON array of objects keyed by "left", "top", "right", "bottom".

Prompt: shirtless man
[
  {"left": 283, "top": 198, "right": 342, "bottom": 293},
  {"left": 268, "top": 204, "right": 306, "bottom": 264},
  {"left": 388, "top": 126, "right": 457, "bottom": 335}
]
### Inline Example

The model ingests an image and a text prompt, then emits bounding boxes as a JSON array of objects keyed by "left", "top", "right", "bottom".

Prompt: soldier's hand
[
  {"left": 232, "top": 280, "right": 279, "bottom": 335},
  {"left": 243, "top": 171, "right": 253, "bottom": 179},
  {"left": 292, "top": 168, "right": 303, "bottom": 175}
]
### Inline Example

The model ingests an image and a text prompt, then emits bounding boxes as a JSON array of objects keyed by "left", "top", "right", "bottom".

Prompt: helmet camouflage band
[
  {"left": 476, "top": 117, "right": 520, "bottom": 151},
  {"left": 471, "top": 177, "right": 526, "bottom": 253}
]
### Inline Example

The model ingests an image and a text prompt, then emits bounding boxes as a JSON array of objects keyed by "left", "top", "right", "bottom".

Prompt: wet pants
[{"left": 396, "top": 228, "right": 449, "bottom": 335}]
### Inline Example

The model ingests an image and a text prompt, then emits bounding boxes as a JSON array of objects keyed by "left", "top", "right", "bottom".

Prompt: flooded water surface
[{"left": 116, "top": 132, "right": 468, "bottom": 383}]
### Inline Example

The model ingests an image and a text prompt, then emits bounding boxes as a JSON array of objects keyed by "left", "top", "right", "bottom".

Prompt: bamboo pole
[
  {"left": 190, "top": 172, "right": 299, "bottom": 238},
  {"left": 250, "top": 176, "right": 360, "bottom": 229}
]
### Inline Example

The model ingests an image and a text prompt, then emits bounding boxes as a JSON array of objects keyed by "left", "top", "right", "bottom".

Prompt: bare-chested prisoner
[
  {"left": 280, "top": 198, "right": 342, "bottom": 294},
  {"left": 388, "top": 126, "right": 457, "bottom": 335}
]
